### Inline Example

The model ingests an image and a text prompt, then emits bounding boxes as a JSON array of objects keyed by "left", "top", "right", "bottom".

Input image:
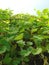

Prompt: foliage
[{"left": 0, "top": 9, "right": 49, "bottom": 65}]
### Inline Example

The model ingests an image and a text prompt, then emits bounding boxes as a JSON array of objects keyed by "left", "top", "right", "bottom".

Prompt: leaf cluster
[{"left": 0, "top": 9, "right": 49, "bottom": 65}]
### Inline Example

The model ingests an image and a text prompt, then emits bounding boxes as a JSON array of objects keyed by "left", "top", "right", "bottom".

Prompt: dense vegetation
[{"left": 0, "top": 9, "right": 49, "bottom": 65}]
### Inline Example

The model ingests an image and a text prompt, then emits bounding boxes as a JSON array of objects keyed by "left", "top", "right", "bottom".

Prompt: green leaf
[
  {"left": 37, "top": 10, "right": 41, "bottom": 15},
  {"left": 43, "top": 9, "right": 49, "bottom": 14},
  {"left": 27, "top": 41, "right": 33, "bottom": 46},
  {"left": 0, "top": 39, "right": 10, "bottom": 51},
  {"left": 46, "top": 44, "right": 49, "bottom": 53},
  {"left": 33, "top": 35, "right": 43, "bottom": 47},
  {"left": 42, "top": 15, "right": 48, "bottom": 19},
  {"left": 32, "top": 47, "right": 42, "bottom": 55},
  {"left": 12, "top": 58, "right": 21, "bottom": 65},
  {"left": 20, "top": 47, "right": 32, "bottom": 57},
  {"left": 3, "top": 54, "right": 12, "bottom": 64},
  {"left": 17, "top": 40, "right": 25, "bottom": 47},
  {"left": 14, "top": 33, "right": 23, "bottom": 40},
  {"left": 0, "top": 46, "right": 7, "bottom": 54}
]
